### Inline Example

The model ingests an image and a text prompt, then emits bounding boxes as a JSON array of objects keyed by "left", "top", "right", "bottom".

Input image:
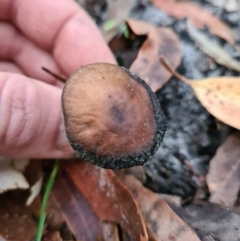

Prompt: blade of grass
[{"left": 36, "top": 160, "right": 60, "bottom": 241}]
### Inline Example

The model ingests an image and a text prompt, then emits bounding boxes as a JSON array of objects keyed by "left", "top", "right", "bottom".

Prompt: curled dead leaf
[
  {"left": 128, "top": 19, "right": 181, "bottom": 92},
  {"left": 160, "top": 57, "right": 240, "bottom": 130}
]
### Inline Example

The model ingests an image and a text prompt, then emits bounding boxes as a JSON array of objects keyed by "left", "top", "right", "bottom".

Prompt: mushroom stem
[{"left": 42, "top": 67, "right": 67, "bottom": 82}]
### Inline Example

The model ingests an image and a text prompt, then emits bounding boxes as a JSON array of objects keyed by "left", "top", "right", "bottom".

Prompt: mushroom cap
[{"left": 62, "top": 63, "right": 166, "bottom": 169}]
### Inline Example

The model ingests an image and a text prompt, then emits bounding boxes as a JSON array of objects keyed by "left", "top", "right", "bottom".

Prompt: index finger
[{"left": 0, "top": 0, "right": 115, "bottom": 74}]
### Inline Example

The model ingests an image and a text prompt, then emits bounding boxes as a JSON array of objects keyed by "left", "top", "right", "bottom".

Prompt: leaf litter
[
  {"left": 2, "top": 0, "right": 240, "bottom": 240},
  {"left": 160, "top": 56, "right": 240, "bottom": 130},
  {"left": 150, "top": 0, "right": 236, "bottom": 44},
  {"left": 206, "top": 0, "right": 240, "bottom": 12},
  {"left": 120, "top": 174, "right": 201, "bottom": 241},
  {"left": 171, "top": 201, "right": 240, "bottom": 240},
  {"left": 206, "top": 132, "right": 240, "bottom": 206},
  {"left": 128, "top": 18, "right": 182, "bottom": 92},
  {"left": 187, "top": 22, "right": 240, "bottom": 72},
  {"left": 52, "top": 161, "right": 148, "bottom": 241}
]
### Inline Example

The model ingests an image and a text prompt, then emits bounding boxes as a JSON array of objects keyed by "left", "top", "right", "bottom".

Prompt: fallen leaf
[
  {"left": 52, "top": 169, "right": 103, "bottom": 241},
  {"left": 206, "top": 132, "right": 240, "bottom": 206},
  {"left": 128, "top": 19, "right": 181, "bottom": 92},
  {"left": 187, "top": 22, "right": 240, "bottom": 72},
  {"left": 171, "top": 201, "right": 240, "bottom": 241},
  {"left": 151, "top": 0, "right": 235, "bottom": 44},
  {"left": 121, "top": 175, "right": 201, "bottom": 241},
  {"left": 206, "top": 0, "right": 239, "bottom": 12},
  {"left": 160, "top": 57, "right": 240, "bottom": 130},
  {"left": 0, "top": 161, "right": 29, "bottom": 194},
  {"left": 52, "top": 161, "right": 148, "bottom": 241}
]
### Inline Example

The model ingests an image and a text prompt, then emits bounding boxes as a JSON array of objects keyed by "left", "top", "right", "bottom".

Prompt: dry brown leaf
[
  {"left": 151, "top": 0, "right": 235, "bottom": 44},
  {"left": 128, "top": 19, "right": 181, "bottom": 92},
  {"left": 187, "top": 22, "right": 240, "bottom": 72},
  {"left": 188, "top": 77, "right": 240, "bottom": 130},
  {"left": 160, "top": 57, "right": 240, "bottom": 130},
  {"left": 52, "top": 170, "right": 103, "bottom": 241},
  {"left": 206, "top": 133, "right": 240, "bottom": 206},
  {"left": 121, "top": 175, "right": 201, "bottom": 241},
  {"left": 210, "top": 159, "right": 240, "bottom": 206},
  {"left": 52, "top": 161, "right": 148, "bottom": 241}
]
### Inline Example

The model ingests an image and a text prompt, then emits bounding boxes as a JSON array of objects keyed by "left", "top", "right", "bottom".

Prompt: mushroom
[{"left": 62, "top": 63, "right": 166, "bottom": 169}]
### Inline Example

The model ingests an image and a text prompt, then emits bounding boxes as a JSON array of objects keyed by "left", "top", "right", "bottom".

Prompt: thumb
[{"left": 0, "top": 72, "right": 74, "bottom": 158}]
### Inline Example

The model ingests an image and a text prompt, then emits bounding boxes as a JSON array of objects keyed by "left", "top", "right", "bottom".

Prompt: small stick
[
  {"left": 42, "top": 67, "right": 67, "bottom": 82},
  {"left": 159, "top": 56, "right": 189, "bottom": 83}
]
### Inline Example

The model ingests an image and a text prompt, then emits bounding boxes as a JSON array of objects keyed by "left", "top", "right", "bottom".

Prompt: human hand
[{"left": 0, "top": 0, "right": 115, "bottom": 158}]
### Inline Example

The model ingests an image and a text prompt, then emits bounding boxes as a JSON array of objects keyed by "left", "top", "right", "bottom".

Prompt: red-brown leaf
[
  {"left": 52, "top": 161, "right": 148, "bottom": 241},
  {"left": 128, "top": 19, "right": 181, "bottom": 92}
]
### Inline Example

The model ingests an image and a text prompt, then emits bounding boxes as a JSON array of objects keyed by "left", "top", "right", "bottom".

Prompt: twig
[
  {"left": 42, "top": 67, "right": 67, "bottom": 82},
  {"left": 159, "top": 56, "right": 189, "bottom": 83}
]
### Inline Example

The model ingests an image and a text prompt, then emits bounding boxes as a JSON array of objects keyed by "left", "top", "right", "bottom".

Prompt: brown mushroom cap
[{"left": 62, "top": 63, "right": 166, "bottom": 169}]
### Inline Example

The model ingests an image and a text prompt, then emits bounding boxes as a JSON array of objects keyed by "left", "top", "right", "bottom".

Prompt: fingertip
[{"left": 0, "top": 72, "right": 74, "bottom": 158}]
